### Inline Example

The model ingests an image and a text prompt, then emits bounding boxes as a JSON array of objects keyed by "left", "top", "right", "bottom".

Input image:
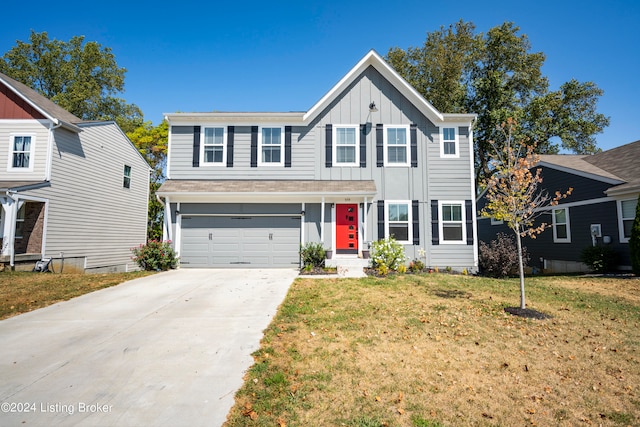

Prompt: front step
[{"left": 325, "top": 257, "right": 370, "bottom": 278}]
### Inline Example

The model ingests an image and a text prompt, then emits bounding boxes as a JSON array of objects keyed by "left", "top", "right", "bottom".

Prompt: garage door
[{"left": 180, "top": 216, "right": 300, "bottom": 268}]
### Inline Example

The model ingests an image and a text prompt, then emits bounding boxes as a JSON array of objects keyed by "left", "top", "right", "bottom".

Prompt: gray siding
[
  {"left": 25, "top": 123, "right": 149, "bottom": 271},
  {"left": 0, "top": 120, "right": 50, "bottom": 181}
]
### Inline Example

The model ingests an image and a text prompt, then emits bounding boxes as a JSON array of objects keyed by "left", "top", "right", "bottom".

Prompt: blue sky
[{"left": 2, "top": 0, "right": 638, "bottom": 151}]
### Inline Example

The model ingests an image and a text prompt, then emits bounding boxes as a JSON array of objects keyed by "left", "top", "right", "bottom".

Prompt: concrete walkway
[{"left": 0, "top": 269, "right": 299, "bottom": 427}]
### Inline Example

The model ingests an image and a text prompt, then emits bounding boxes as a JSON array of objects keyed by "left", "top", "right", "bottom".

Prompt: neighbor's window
[
  {"left": 620, "top": 199, "right": 637, "bottom": 242},
  {"left": 259, "top": 127, "right": 283, "bottom": 165},
  {"left": 384, "top": 125, "right": 409, "bottom": 166},
  {"left": 334, "top": 126, "right": 358, "bottom": 165},
  {"left": 386, "top": 201, "right": 411, "bottom": 243},
  {"left": 123, "top": 165, "right": 132, "bottom": 189},
  {"left": 441, "top": 127, "right": 458, "bottom": 157},
  {"left": 202, "top": 127, "right": 225, "bottom": 164},
  {"left": 10, "top": 135, "right": 34, "bottom": 170},
  {"left": 553, "top": 207, "right": 570, "bottom": 243},
  {"left": 440, "top": 202, "right": 464, "bottom": 243}
]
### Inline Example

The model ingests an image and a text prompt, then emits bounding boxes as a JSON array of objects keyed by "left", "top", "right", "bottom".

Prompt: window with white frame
[
  {"left": 552, "top": 207, "right": 571, "bottom": 242},
  {"left": 123, "top": 165, "right": 132, "bottom": 189},
  {"left": 386, "top": 201, "right": 411, "bottom": 243},
  {"left": 441, "top": 127, "right": 458, "bottom": 157},
  {"left": 9, "top": 135, "right": 35, "bottom": 170},
  {"left": 440, "top": 201, "right": 465, "bottom": 243},
  {"left": 259, "top": 127, "right": 283, "bottom": 165},
  {"left": 619, "top": 199, "right": 637, "bottom": 243},
  {"left": 15, "top": 203, "right": 26, "bottom": 239},
  {"left": 333, "top": 126, "right": 358, "bottom": 165},
  {"left": 384, "top": 125, "right": 409, "bottom": 166},
  {"left": 202, "top": 127, "right": 226, "bottom": 164}
]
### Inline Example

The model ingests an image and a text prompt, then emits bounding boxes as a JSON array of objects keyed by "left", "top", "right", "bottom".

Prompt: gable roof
[
  {"left": 0, "top": 71, "right": 82, "bottom": 132},
  {"left": 164, "top": 50, "right": 476, "bottom": 126}
]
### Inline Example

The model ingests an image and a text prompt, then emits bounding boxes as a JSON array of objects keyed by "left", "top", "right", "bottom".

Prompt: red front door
[{"left": 336, "top": 204, "right": 358, "bottom": 254}]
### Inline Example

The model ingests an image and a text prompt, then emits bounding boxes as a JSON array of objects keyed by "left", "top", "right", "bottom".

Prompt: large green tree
[
  {"left": 387, "top": 21, "right": 610, "bottom": 186},
  {"left": 0, "top": 31, "right": 143, "bottom": 133}
]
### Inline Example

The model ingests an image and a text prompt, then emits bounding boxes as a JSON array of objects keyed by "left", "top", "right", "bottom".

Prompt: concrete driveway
[{"left": 0, "top": 268, "right": 299, "bottom": 427}]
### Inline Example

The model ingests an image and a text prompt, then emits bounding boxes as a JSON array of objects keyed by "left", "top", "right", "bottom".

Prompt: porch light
[{"left": 369, "top": 102, "right": 378, "bottom": 113}]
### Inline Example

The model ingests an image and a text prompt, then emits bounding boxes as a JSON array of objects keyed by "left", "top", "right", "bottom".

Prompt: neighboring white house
[
  {"left": 0, "top": 72, "right": 150, "bottom": 272},
  {"left": 158, "top": 50, "right": 479, "bottom": 271}
]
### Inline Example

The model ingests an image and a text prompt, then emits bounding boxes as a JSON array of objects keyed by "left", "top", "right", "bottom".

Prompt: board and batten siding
[
  {"left": 26, "top": 123, "right": 149, "bottom": 271},
  {"left": 0, "top": 119, "right": 50, "bottom": 181}
]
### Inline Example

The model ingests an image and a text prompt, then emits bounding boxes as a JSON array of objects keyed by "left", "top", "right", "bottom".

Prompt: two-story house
[
  {"left": 157, "top": 50, "right": 478, "bottom": 271},
  {"left": 0, "top": 72, "right": 150, "bottom": 272}
]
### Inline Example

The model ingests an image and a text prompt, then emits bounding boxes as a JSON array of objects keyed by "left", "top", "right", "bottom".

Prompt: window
[
  {"left": 552, "top": 207, "right": 570, "bottom": 243},
  {"left": 123, "top": 165, "right": 132, "bottom": 189},
  {"left": 384, "top": 125, "right": 409, "bottom": 166},
  {"left": 15, "top": 203, "right": 25, "bottom": 239},
  {"left": 441, "top": 127, "right": 459, "bottom": 158},
  {"left": 334, "top": 126, "right": 358, "bottom": 166},
  {"left": 259, "top": 127, "right": 283, "bottom": 165},
  {"left": 9, "top": 135, "right": 35, "bottom": 170},
  {"left": 619, "top": 199, "right": 637, "bottom": 243},
  {"left": 202, "top": 127, "right": 225, "bottom": 164},
  {"left": 440, "top": 201, "right": 465, "bottom": 243},
  {"left": 386, "top": 201, "right": 411, "bottom": 243},
  {"left": 490, "top": 217, "right": 503, "bottom": 225}
]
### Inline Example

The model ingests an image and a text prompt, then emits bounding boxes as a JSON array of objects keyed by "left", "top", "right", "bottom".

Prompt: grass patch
[
  {"left": 0, "top": 271, "right": 154, "bottom": 319},
  {"left": 224, "top": 274, "right": 640, "bottom": 426}
]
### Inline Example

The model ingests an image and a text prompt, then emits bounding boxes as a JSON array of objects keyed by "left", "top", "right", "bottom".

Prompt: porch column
[
  {"left": 320, "top": 197, "right": 325, "bottom": 243},
  {"left": 362, "top": 197, "right": 368, "bottom": 253},
  {"left": 300, "top": 202, "right": 305, "bottom": 246},
  {"left": 163, "top": 197, "right": 172, "bottom": 242},
  {"left": 174, "top": 203, "right": 182, "bottom": 257},
  {"left": 0, "top": 199, "right": 12, "bottom": 256}
]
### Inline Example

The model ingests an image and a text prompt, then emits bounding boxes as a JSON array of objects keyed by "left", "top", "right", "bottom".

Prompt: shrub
[
  {"left": 630, "top": 195, "right": 640, "bottom": 276},
  {"left": 580, "top": 245, "right": 619, "bottom": 273},
  {"left": 370, "top": 237, "right": 407, "bottom": 271},
  {"left": 300, "top": 242, "right": 326, "bottom": 268},
  {"left": 131, "top": 240, "right": 178, "bottom": 271},
  {"left": 479, "top": 233, "right": 529, "bottom": 278},
  {"left": 409, "top": 259, "right": 425, "bottom": 273}
]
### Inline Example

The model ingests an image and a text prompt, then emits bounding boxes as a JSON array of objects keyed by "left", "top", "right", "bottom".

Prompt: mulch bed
[{"left": 504, "top": 307, "right": 553, "bottom": 319}]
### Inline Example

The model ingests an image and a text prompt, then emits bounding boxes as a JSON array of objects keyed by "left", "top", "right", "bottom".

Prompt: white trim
[
  {"left": 617, "top": 198, "right": 637, "bottom": 244},
  {"left": 552, "top": 207, "right": 571, "bottom": 243},
  {"left": 175, "top": 203, "right": 182, "bottom": 258},
  {"left": 332, "top": 125, "right": 359, "bottom": 166},
  {"left": 320, "top": 197, "right": 325, "bottom": 243},
  {"left": 385, "top": 200, "right": 412, "bottom": 244},
  {"left": 7, "top": 133, "right": 36, "bottom": 172},
  {"left": 438, "top": 200, "right": 466, "bottom": 245},
  {"left": 440, "top": 126, "right": 460, "bottom": 158},
  {"left": 301, "top": 202, "right": 305, "bottom": 247},
  {"left": 200, "top": 126, "right": 227, "bottom": 166},
  {"left": 166, "top": 120, "right": 173, "bottom": 179},
  {"left": 383, "top": 125, "right": 411, "bottom": 167},
  {"left": 257, "top": 126, "right": 285, "bottom": 167},
  {"left": 490, "top": 217, "right": 503, "bottom": 225}
]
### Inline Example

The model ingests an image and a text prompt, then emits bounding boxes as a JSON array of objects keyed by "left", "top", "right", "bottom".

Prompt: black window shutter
[
  {"left": 325, "top": 124, "right": 332, "bottom": 167},
  {"left": 226, "top": 126, "right": 234, "bottom": 167},
  {"left": 431, "top": 200, "right": 439, "bottom": 245},
  {"left": 250, "top": 126, "right": 258, "bottom": 167},
  {"left": 192, "top": 126, "right": 201, "bottom": 167},
  {"left": 412, "top": 200, "right": 420, "bottom": 245},
  {"left": 377, "top": 200, "right": 385, "bottom": 239},
  {"left": 376, "top": 124, "right": 384, "bottom": 167},
  {"left": 465, "top": 200, "right": 474, "bottom": 245},
  {"left": 410, "top": 124, "right": 418, "bottom": 167},
  {"left": 360, "top": 124, "right": 367, "bottom": 168},
  {"left": 285, "top": 126, "right": 292, "bottom": 167}
]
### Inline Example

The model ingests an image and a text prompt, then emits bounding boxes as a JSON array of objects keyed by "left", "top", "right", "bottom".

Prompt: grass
[
  {"left": 224, "top": 274, "right": 640, "bottom": 427},
  {"left": 0, "top": 270, "right": 154, "bottom": 320}
]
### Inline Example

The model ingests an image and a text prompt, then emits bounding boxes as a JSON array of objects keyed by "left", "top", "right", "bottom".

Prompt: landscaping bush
[
  {"left": 580, "top": 245, "right": 619, "bottom": 273},
  {"left": 630, "top": 195, "right": 640, "bottom": 276},
  {"left": 478, "top": 233, "right": 529, "bottom": 278},
  {"left": 131, "top": 240, "right": 178, "bottom": 271},
  {"left": 300, "top": 242, "right": 326, "bottom": 268},
  {"left": 409, "top": 259, "right": 425, "bottom": 273},
  {"left": 370, "top": 237, "right": 407, "bottom": 272}
]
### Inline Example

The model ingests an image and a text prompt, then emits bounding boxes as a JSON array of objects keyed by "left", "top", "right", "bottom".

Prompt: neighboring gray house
[
  {"left": 477, "top": 140, "right": 640, "bottom": 273},
  {"left": 157, "top": 50, "right": 478, "bottom": 271},
  {"left": 0, "top": 72, "right": 150, "bottom": 272}
]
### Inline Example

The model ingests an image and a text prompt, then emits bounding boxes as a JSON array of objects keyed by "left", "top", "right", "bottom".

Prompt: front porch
[{"left": 324, "top": 255, "right": 370, "bottom": 278}]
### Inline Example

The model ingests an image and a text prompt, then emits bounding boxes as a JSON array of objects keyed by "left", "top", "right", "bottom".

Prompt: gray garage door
[{"left": 180, "top": 216, "right": 300, "bottom": 268}]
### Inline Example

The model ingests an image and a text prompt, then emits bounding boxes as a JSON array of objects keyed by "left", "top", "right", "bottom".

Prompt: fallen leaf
[
  {"left": 397, "top": 408, "right": 405, "bottom": 415},
  {"left": 375, "top": 396, "right": 381, "bottom": 402}
]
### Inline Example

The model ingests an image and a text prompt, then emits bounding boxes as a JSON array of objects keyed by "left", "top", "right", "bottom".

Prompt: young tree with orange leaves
[{"left": 481, "top": 119, "right": 572, "bottom": 309}]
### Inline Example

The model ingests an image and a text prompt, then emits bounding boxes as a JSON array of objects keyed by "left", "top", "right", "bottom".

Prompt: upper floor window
[
  {"left": 619, "top": 199, "right": 637, "bottom": 243},
  {"left": 202, "top": 127, "right": 226, "bottom": 165},
  {"left": 439, "top": 201, "right": 465, "bottom": 244},
  {"left": 441, "top": 127, "right": 459, "bottom": 158},
  {"left": 9, "top": 135, "right": 35, "bottom": 171},
  {"left": 384, "top": 125, "right": 409, "bottom": 166},
  {"left": 552, "top": 207, "right": 571, "bottom": 243},
  {"left": 386, "top": 201, "right": 412, "bottom": 243},
  {"left": 123, "top": 165, "right": 132, "bottom": 189},
  {"left": 333, "top": 125, "right": 358, "bottom": 166},
  {"left": 259, "top": 127, "right": 283, "bottom": 166}
]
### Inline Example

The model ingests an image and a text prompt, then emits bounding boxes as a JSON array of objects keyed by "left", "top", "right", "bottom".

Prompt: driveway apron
[{"left": 0, "top": 268, "right": 299, "bottom": 427}]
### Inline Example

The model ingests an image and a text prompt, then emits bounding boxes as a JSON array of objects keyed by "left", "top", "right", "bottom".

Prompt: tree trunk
[{"left": 515, "top": 229, "right": 526, "bottom": 309}]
